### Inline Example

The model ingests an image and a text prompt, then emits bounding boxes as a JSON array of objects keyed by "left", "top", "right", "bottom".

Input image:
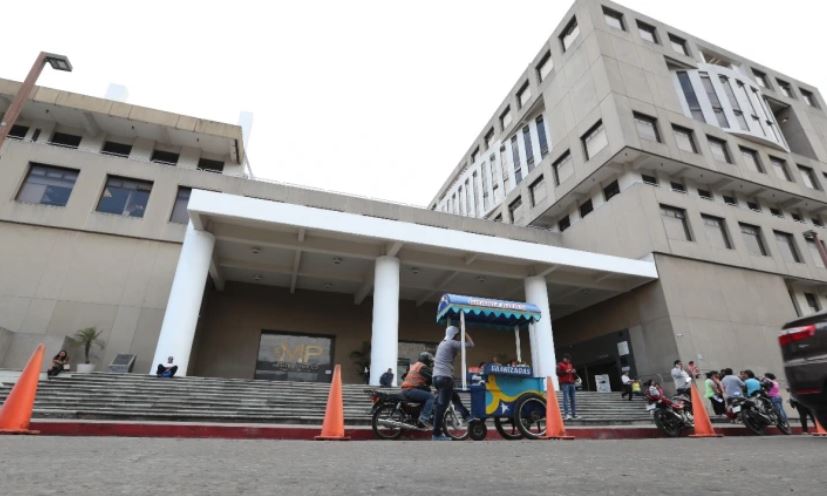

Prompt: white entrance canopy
[{"left": 152, "top": 190, "right": 658, "bottom": 385}]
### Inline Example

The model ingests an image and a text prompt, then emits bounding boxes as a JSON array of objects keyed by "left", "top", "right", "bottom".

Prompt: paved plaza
[{"left": 1, "top": 436, "right": 826, "bottom": 495}]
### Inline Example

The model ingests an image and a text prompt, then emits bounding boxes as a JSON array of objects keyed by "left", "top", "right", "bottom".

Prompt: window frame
[
  {"left": 636, "top": 20, "right": 658, "bottom": 43},
  {"left": 739, "top": 222, "right": 769, "bottom": 257},
  {"left": 668, "top": 34, "right": 689, "bottom": 56},
  {"left": 581, "top": 120, "right": 608, "bottom": 160},
  {"left": 701, "top": 214, "right": 733, "bottom": 249},
  {"left": 559, "top": 17, "right": 580, "bottom": 52},
  {"left": 536, "top": 51, "right": 553, "bottom": 81},
  {"left": 660, "top": 204, "right": 693, "bottom": 241},
  {"left": 633, "top": 112, "right": 661, "bottom": 142},
  {"left": 707, "top": 135, "right": 732, "bottom": 163},
  {"left": 95, "top": 175, "right": 154, "bottom": 218},
  {"left": 602, "top": 6, "right": 625, "bottom": 31},
  {"left": 672, "top": 124, "right": 698, "bottom": 153},
  {"left": 15, "top": 162, "right": 80, "bottom": 207}
]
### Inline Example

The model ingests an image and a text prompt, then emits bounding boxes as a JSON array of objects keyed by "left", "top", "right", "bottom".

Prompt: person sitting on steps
[
  {"left": 47, "top": 350, "right": 70, "bottom": 378},
  {"left": 156, "top": 356, "right": 178, "bottom": 378}
]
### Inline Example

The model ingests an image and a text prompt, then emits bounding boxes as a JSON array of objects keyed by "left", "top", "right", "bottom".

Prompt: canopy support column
[
  {"left": 369, "top": 256, "right": 400, "bottom": 386},
  {"left": 525, "top": 275, "right": 558, "bottom": 389},
  {"left": 514, "top": 325, "right": 522, "bottom": 363}
]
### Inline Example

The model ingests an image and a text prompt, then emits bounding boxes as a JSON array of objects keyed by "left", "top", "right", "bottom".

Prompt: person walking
[
  {"left": 557, "top": 354, "right": 578, "bottom": 420},
  {"left": 704, "top": 371, "right": 725, "bottom": 416},
  {"left": 762, "top": 372, "right": 787, "bottom": 424},
  {"left": 431, "top": 325, "right": 474, "bottom": 441},
  {"left": 620, "top": 371, "right": 633, "bottom": 401}
]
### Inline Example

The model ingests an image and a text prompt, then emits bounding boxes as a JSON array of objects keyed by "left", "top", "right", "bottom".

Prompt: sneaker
[
  {"left": 431, "top": 434, "right": 451, "bottom": 441},
  {"left": 418, "top": 417, "right": 432, "bottom": 428},
  {"left": 572, "top": 415, "right": 580, "bottom": 419},
  {"left": 564, "top": 415, "right": 572, "bottom": 420}
]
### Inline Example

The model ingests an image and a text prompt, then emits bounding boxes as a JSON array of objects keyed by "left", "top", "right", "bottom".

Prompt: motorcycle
[
  {"left": 729, "top": 394, "right": 791, "bottom": 435},
  {"left": 645, "top": 387, "right": 694, "bottom": 437},
  {"left": 368, "top": 389, "right": 470, "bottom": 440}
]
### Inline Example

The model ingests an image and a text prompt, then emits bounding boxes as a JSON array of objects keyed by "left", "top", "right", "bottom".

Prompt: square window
[
  {"left": 740, "top": 223, "right": 768, "bottom": 256},
  {"left": 603, "top": 7, "right": 625, "bottom": 30},
  {"left": 634, "top": 112, "right": 660, "bottom": 142},
  {"left": 800, "top": 89, "right": 819, "bottom": 108},
  {"left": 791, "top": 212, "right": 804, "bottom": 223},
  {"left": 637, "top": 20, "right": 658, "bottom": 43},
  {"left": 698, "top": 189, "right": 713, "bottom": 200},
  {"left": 508, "top": 196, "right": 523, "bottom": 223},
  {"left": 535, "top": 115, "right": 549, "bottom": 158},
  {"left": 170, "top": 187, "right": 192, "bottom": 224},
  {"left": 8, "top": 124, "right": 29, "bottom": 139},
  {"left": 642, "top": 174, "right": 658, "bottom": 186},
  {"left": 806, "top": 239, "right": 825, "bottom": 268},
  {"left": 672, "top": 125, "right": 697, "bottom": 153},
  {"left": 747, "top": 201, "right": 761, "bottom": 212},
  {"left": 471, "top": 148, "right": 479, "bottom": 164},
  {"left": 813, "top": 217, "right": 824, "bottom": 227},
  {"left": 537, "top": 51, "right": 553, "bottom": 81},
  {"left": 660, "top": 204, "right": 692, "bottom": 241},
  {"left": 485, "top": 128, "right": 495, "bottom": 149},
  {"left": 707, "top": 136, "right": 732, "bottom": 163},
  {"left": 151, "top": 149, "right": 180, "bottom": 166},
  {"left": 49, "top": 131, "right": 82, "bottom": 149},
  {"left": 558, "top": 216, "right": 571, "bottom": 232},
  {"left": 723, "top": 195, "right": 737, "bottom": 206},
  {"left": 517, "top": 82, "right": 531, "bottom": 108},
  {"left": 579, "top": 199, "right": 593, "bottom": 218},
  {"left": 96, "top": 175, "right": 153, "bottom": 218},
  {"left": 553, "top": 151, "right": 573, "bottom": 186},
  {"left": 198, "top": 158, "right": 224, "bottom": 173},
  {"left": 670, "top": 181, "right": 686, "bottom": 193},
  {"left": 774, "top": 230, "right": 802, "bottom": 263},
  {"left": 529, "top": 176, "right": 547, "bottom": 206},
  {"left": 101, "top": 140, "right": 133, "bottom": 158},
  {"left": 16, "top": 163, "right": 79, "bottom": 207},
  {"left": 798, "top": 165, "right": 821, "bottom": 190},
  {"left": 701, "top": 214, "right": 732, "bottom": 249},
  {"left": 668, "top": 34, "right": 688, "bottom": 56},
  {"left": 582, "top": 120, "right": 608, "bottom": 160},
  {"left": 770, "top": 208, "right": 783, "bottom": 218},
  {"left": 776, "top": 79, "right": 793, "bottom": 98},
  {"left": 752, "top": 69, "right": 769, "bottom": 89},
  {"left": 603, "top": 180, "right": 620, "bottom": 201},
  {"left": 769, "top": 156, "right": 793, "bottom": 182},
  {"left": 739, "top": 147, "right": 764, "bottom": 173},
  {"left": 560, "top": 17, "right": 580, "bottom": 52},
  {"left": 805, "top": 293, "right": 821, "bottom": 312},
  {"left": 500, "top": 106, "right": 513, "bottom": 130}
]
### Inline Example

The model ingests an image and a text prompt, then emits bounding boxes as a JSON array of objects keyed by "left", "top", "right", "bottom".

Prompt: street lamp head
[{"left": 43, "top": 53, "right": 72, "bottom": 72}]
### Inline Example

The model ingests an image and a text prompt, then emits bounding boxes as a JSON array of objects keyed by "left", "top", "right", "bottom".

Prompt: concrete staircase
[{"left": 0, "top": 373, "right": 654, "bottom": 426}]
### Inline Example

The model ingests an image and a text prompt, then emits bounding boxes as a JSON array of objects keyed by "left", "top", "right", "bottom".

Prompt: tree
[{"left": 71, "top": 327, "right": 104, "bottom": 364}]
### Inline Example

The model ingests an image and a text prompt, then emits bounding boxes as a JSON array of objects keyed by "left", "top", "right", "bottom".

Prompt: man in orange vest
[{"left": 401, "top": 352, "right": 435, "bottom": 427}]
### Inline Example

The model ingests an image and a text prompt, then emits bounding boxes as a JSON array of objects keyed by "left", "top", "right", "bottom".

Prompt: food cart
[{"left": 436, "top": 293, "right": 548, "bottom": 440}]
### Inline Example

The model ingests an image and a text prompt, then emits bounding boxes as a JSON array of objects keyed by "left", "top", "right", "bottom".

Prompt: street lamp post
[
  {"left": 803, "top": 230, "right": 827, "bottom": 267},
  {"left": 0, "top": 51, "right": 72, "bottom": 153}
]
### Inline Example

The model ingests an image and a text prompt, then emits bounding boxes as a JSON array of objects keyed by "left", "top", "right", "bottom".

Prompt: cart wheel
[
  {"left": 494, "top": 416, "right": 523, "bottom": 440},
  {"left": 515, "top": 394, "right": 547, "bottom": 439},
  {"left": 468, "top": 420, "right": 488, "bottom": 441}
]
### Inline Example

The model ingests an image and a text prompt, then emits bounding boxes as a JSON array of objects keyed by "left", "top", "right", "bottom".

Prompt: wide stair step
[{"left": 0, "top": 372, "right": 656, "bottom": 426}]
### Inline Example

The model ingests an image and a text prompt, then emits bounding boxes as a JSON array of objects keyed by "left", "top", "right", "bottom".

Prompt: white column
[
  {"left": 525, "top": 275, "right": 558, "bottom": 389},
  {"left": 369, "top": 256, "right": 400, "bottom": 386},
  {"left": 150, "top": 222, "right": 215, "bottom": 376}
]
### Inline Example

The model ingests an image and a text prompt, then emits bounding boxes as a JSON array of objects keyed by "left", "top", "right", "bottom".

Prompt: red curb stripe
[{"left": 28, "top": 421, "right": 802, "bottom": 440}]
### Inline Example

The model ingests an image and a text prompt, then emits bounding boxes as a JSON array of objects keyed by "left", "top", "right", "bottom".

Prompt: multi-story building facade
[
  {"left": 430, "top": 0, "right": 827, "bottom": 386},
  {"left": 3, "top": 0, "right": 821, "bottom": 392}
]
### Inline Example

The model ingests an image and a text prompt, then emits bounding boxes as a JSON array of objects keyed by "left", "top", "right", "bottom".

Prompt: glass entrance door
[{"left": 255, "top": 331, "right": 334, "bottom": 382}]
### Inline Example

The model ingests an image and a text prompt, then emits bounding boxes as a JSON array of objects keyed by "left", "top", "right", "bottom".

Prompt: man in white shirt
[
  {"left": 671, "top": 360, "right": 691, "bottom": 396},
  {"left": 620, "top": 371, "right": 633, "bottom": 401},
  {"left": 156, "top": 356, "right": 178, "bottom": 378}
]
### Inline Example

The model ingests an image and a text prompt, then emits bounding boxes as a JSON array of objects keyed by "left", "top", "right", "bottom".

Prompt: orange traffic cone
[
  {"left": 0, "top": 343, "right": 45, "bottom": 434},
  {"left": 811, "top": 419, "right": 827, "bottom": 437},
  {"left": 315, "top": 364, "right": 350, "bottom": 440},
  {"left": 543, "top": 376, "right": 574, "bottom": 440},
  {"left": 688, "top": 381, "right": 721, "bottom": 438}
]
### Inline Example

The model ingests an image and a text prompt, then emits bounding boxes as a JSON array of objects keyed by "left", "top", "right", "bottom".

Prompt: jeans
[
  {"left": 401, "top": 388, "right": 434, "bottom": 421},
  {"left": 770, "top": 396, "right": 787, "bottom": 423},
  {"left": 561, "top": 383, "right": 576, "bottom": 417},
  {"left": 621, "top": 383, "right": 632, "bottom": 400},
  {"left": 156, "top": 364, "right": 178, "bottom": 377},
  {"left": 432, "top": 376, "right": 470, "bottom": 435}
]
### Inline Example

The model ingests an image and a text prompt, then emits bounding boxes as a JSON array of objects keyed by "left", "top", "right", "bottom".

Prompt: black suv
[{"left": 780, "top": 311, "right": 827, "bottom": 426}]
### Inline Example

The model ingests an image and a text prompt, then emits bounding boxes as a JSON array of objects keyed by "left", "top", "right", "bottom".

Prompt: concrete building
[
  {"left": 1, "top": 0, "right": 821, "bottom": 392},
  {"left": 430, "top": 0, "right": 827, "bottom": 388}
]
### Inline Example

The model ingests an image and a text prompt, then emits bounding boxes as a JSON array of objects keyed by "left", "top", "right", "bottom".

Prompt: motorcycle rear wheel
[
  {"left": 653, "top": 410, "right": 682, "bottom": 437},
  {"left": 741, "top": 410, "right": 767, "bottom": 435},
  {"left": 371, "top": 404, "right": 405, "bottom": 440},
  {"left": 443, "top": 407, "right": 470, "bottom": 441}
]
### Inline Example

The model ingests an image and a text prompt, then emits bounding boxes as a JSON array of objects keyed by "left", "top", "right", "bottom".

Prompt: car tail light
[
  {"left": 793, "top": 386, "right": 823, "bottom": 395},
  {"left": 779, "top": 324, "right": 817, "bottom": 346}
]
